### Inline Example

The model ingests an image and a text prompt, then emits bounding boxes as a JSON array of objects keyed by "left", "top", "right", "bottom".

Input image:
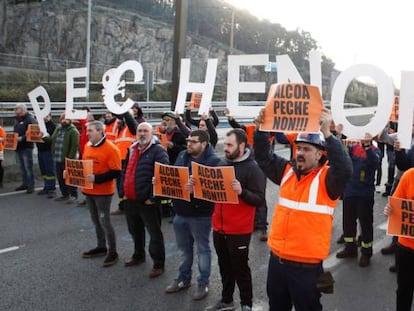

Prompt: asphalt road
[{"left": 0, "top": 145, "right": 399, "bottom": 311}]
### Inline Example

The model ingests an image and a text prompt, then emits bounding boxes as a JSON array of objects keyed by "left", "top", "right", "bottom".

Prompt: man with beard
[
  {"left": 165, "top": 130, "right": 221, "bottom": 301},
  {"left": 209, "top": 129, "right": 266, "bottom": 311},
  {"left": 81, "top": 121, "right": 121, "bottom": 267},
  {"left": 13, "top": 103, "right": 36, "bottom": 193},
  {"left": 43, "top": 113, "right": 80, "bottom": 202},
  {"left": 122, "top": 122, "right": 169, "bottom": 278},
  {"left": 253, "top": 108, "right": 352, "bottom": 311}
]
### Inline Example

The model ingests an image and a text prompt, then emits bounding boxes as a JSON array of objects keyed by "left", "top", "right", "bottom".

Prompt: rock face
[{"left": 1, "top": 1, "right": 264, "bottom": 84}]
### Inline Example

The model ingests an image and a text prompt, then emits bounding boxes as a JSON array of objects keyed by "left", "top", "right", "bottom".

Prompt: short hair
[
  {"left": 14, "top": 103, "right": 27, "bottom": 113},
  {"left": 226, "top": 128, "right": 247, "bottom": 145},
  {"left": 87, "top": 120, "right": 104, "bottom": 132},
  {"left": 189, "top": 130, "right": 210, "bottom": 143}
]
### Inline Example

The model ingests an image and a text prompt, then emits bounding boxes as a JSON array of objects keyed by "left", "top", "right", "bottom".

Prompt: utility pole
[
  {"left": 85, "top": 0, "right": 92, "bottom": 101},
  {"left": 171, "top": 0, "right": 188, "bottom": 111}
]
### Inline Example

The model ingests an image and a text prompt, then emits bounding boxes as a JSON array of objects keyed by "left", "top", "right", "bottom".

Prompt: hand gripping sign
[
  {"left": 260, "top": 83, "right": 323, "bottom": 133},
  {"left": 153, "top": 162, "right": 191, "bottom": 202},
  {"left": 102, "top": 60, "right": 143, "bottom": 115}
]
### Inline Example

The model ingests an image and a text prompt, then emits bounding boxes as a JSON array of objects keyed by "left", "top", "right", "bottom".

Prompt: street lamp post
[{"left": 85, "top": 0, "right": 92, "bottom": 102}]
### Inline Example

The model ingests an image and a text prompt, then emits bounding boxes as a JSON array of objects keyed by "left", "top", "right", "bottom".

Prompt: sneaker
[
  {"left": 206, "top": 300, "right": 236, "bottom": 311},
  {"left": 241, "top": 306, "right": 252, "bottom": 311},
  {"left": 193, "top": 284, "right": 208, "bottom": 300},
  {"left": 82, "top": 247, "right": 108, "bottom": 258},
  {"left": 259, "top": 229, "right": 268, "bottom": 242},
  {"left": 37, "top": 189, "right": 48, "bottom": 195},
  {"left": 359, "top": 254, "right": 371, "bottom": 267},
  {"left": 111, "top": 208, "right": 124, "bottom": 215},
  {"left": 165, "top": 279, "right": 191, "bottom": 293},
  {"left": 15, "top": 184, "right": 28, "bottom": 191},
  {"left": 381, "top": 243, "right": 397, "bottom": 255},
  {"left": 336, "top": 247, "right": 358, "bottom": 259},
  {"left": 65, "top": 196, "right": 77, "bottom": 204},
  {"left": 55, "top": 195, "right": 69, "bottom": 202},
  {"left": 103, "top": 252, "right": 119, "bottom": 267},
  {"left": 26, "top": 188, "right": 34, "bottom": 194}
]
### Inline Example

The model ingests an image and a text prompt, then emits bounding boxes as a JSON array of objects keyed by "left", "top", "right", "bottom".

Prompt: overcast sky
[{"left": 224, "top": 0, "right": 414, "bottom": 87}]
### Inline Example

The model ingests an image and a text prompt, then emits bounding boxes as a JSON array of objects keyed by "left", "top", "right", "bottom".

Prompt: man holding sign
[
  {"left": 122, "top": 122, "right": 169, "bottom": 278},
  {"left": 165, "top": 130, "right": 220, "bottom": 301},
  {"left": 254, "top": 108, "right": 352, "bottom": 311},
  {"left": 385, "top": 168, "right": 414, "bottom": 310},
  {"left": 81, "top": 121, "right": 121, "bottom": 267},
  {"left": 210, "top": 129, "right": 266, "bottom": 311},
  {"left": 13, "top": 103, "right": 36, "bottom": 193}
]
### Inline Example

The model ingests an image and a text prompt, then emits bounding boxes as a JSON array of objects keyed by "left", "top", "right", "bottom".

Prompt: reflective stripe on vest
[
  {"left": 279, "top": 168, "right": 334, "bottom": 215},
  {"left": 105, "top": 120, "right": 119, "bottom": 142},
  {"left": 114, "top": 128, "right": 135, "bottom": 144}
]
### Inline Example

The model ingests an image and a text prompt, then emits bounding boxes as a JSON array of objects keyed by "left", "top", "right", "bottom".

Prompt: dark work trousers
[
  {"left": 55, "top": 161, "right": 77, "bottom": 198},
  {"left": 213, "top": 231, "right": 252, "bottom": 307},
  {"left": 86, "top": 195, "right": 116, "bottom": 253},
  {"left": 254, "top": 203, "right": 268, "bottom": 230},
  {"left": 396, "top": 244, "right": 414, "bottom": 311},
  {"left": 124, "top": 199, "right": 165, "bottom": 269},
  {"left": 267, "top": 252, "right": 323, "bottom": 311},
  {"left": 343, "top": 196, "right": 374, "bottom": 254}
]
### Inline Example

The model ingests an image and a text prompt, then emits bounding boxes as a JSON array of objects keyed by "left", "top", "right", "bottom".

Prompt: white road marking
[
  {"left": 0, "top": 187, "right": 43, "bottom": 198},
  {"left": 0, "top": 245, "right": 23, "bottom": 254}
]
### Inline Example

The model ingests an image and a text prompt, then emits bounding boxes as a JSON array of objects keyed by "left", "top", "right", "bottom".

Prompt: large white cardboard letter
[
  {"left": 175, "top": 58, "right": 218, "bottom": 115},
  {"left": 28, "top": 86, "right": 51, "bottom": 136},
  {"left": 397, "top": 71, "right": 414, "bottom": 149},
  {"left": 330, "top": 64, "right": 394, "bottom": 139},
  {"left": 102, "top": 60, "right": 143, "bottom": 115},
  {"left": 65, "top": 67, "right": 88, "bottom": 120},
  {"left": 226, "top": 54, "right": 268, "bottom": 117}
]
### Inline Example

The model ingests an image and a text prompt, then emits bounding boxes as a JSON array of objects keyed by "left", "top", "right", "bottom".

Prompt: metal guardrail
[{"left": 0, "top": 101, "right": 266, "bottom": 125}]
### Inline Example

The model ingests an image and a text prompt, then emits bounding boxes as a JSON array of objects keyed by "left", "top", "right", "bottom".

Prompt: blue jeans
[
  {"left": 16, "top": 148, "right": 34, "bottom": 188},
  {"left": 38, "top": 150, "right": 56, "bottom": 190},
  {"left": 173, "top": 215, "right": 212, "bottom": 286}
]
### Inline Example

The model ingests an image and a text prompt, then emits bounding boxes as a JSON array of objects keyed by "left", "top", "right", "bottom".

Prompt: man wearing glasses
[{"left": 165, "top": 130, "right": 221, "bottom": 301}]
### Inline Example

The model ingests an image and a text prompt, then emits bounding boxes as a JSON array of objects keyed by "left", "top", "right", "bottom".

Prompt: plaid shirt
[{"left": 53, "top": 126, "right": 67, "bottom": 163}]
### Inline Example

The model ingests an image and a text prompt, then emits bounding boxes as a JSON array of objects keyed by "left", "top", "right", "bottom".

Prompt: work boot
[
  {"left": 381, "top": 242, "right": 397, "bottom": 255},
  {"left": 359, "top": 254, "right": 371, "bottom": 267},
  {"left": 336, "top": 243, "right": 358, "bottom": 259}
]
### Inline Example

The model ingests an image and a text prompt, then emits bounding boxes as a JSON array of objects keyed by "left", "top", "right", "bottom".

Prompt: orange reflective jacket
[
  {"left": 268, "top": 164, "right": 338, "bottom": 263},
  {"left": 105, "top": 119, "right": 119, "bottom": 143},
  {"left": 114, "top": 127, "right": 135, "bottom": 160}
]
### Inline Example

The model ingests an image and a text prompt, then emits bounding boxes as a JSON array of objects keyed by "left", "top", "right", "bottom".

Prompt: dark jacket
[
  {"left": 172, "top": 144, "right": 221, "bottom": 217},
  {"left": 343, "top": 143, "right": 381, "bottom": 199},
  {"left": 185, "top": 108, "right": 219, "bottom": 127},
  {"left": 166, "top": 127, "right": 187, "bottom": 165},
  {"left": 253, "top": 131, "right": 352, "bottom": 200},
  {"left": 13, "top": 112, "right": 36, "bottom": 150},
  {"left": 36, "top": 120, "right": 56, "bottom": 151},
  {"left": 396, "top": 144, "right": 414, "bottom": 171},
  {"left": 122, "top": 137, "right": 169, "bottom": 204},
  {"left": 212, "top": 149, "right": 266, "bottom": 234}
]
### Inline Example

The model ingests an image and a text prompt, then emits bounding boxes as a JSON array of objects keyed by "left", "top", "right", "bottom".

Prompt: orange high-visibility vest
[
  {"left": 268, "top": 165, "right": 338, "bottom": 263},
  {"left": 105, "top": 119, "right": 119, "bottom": 143},
  {"left": 114, "top": 127, "right": 136, "bottom": 160}
]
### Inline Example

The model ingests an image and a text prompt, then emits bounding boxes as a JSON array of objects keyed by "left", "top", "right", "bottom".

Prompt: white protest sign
[
  {"left": 331, "top": 64, "right": 394, "bottom": 140},
  {"left": 175, "top": 58, "right": 217, "bottom": 115},
  {"left": 102, "top": 60, "right": 143, "bottom": 115},
  {"left": 65, "top": 67, "right": 88, "bottom": 120},
  {"left": 27, "top": 86, "right": 51, "bottom": 136}
]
